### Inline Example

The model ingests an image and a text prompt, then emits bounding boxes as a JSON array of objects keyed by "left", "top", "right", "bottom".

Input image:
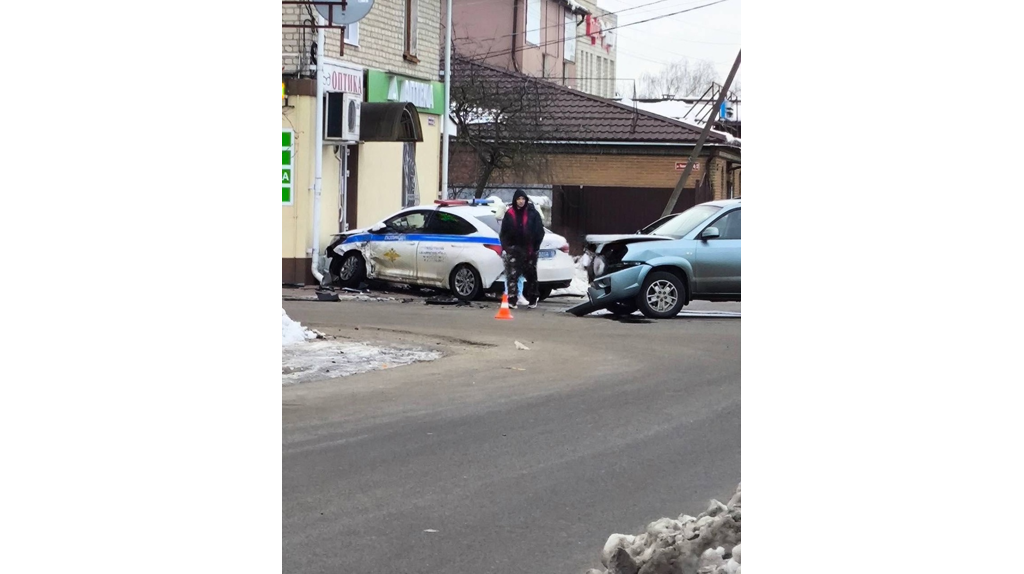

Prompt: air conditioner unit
[{"left": 325, "top": 92, "right": 361, "bottom": 142}]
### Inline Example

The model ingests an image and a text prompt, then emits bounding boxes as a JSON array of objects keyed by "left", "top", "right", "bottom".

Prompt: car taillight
[
  {"left": 559, "top": 243, "right": 570, "bottom": 253},
  {"left": 485, "top": 244, "right": 503, "bottom": 257}
]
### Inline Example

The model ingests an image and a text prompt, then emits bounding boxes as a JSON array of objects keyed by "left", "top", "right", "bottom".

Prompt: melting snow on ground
[{"left": 282, "top": 309, "right": 441, "bottom": 385}]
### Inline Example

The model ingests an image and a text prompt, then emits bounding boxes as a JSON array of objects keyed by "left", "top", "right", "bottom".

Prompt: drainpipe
[
  {"left": 441, "top": 0, "right": 453, "bottom": 200},
  {"left": 311, "top": 20, "right": 326, "bottom": 284},
  {"left": 511, "top": 0, "right": 521, "bottom": 72}
]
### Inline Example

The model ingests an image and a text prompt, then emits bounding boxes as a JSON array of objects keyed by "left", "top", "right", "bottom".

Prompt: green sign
[
  {"left": 282, "top": 129, "right": 294, "bottom": 205},
  {"left": 366, "top": 70, "right": 444, "bottom": 116}
]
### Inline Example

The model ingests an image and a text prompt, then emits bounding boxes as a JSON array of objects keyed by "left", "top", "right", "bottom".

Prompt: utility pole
[{"left": 661, "top": 50, "right": 741, "bottom": 218}]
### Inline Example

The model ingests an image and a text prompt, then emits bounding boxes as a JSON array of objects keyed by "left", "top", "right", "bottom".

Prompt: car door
[
  {"left": 692, "top": 207, "right": 741, "bottom": 297},
  {"left": 369, "top": 210, "right": 430, "bottom": 281},
  {"left": 417, "top": 210, "right": 476, "bottom": 285}
]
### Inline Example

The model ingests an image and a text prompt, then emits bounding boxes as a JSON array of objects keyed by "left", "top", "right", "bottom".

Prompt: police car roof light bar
[{"left": 433, "top": 199, "right": 494, "bottom": 206}]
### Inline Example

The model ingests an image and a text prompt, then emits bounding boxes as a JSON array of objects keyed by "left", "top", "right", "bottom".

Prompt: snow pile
[
  {"left": 529, "top": 195, "right": 552, "bottom": 226},
  {"left": 584, "top": 484, "right": 741, "bottom": 574},
  {"left": 551, "top": 256, "right": 590, "bottom": 298},
  {"left": 282, "top": 340, "right": 442, "bottom": 385},
  {"left": 486, "top": 195, "right": 506, "bottom": 218},
  {"left": 282, "top": 309, "right": 318, "bottom": 346}
]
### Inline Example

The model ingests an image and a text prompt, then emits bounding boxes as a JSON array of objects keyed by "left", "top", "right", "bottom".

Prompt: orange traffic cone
[{"left": 495, "top": 293, "right": 514, "bottom": 320}]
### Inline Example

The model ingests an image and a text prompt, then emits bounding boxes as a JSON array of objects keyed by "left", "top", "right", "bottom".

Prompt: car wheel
[
  {"left": 336, "top": 253, "right": 366, "bottom": 288},
  {"left": 637, "top": 271, "right": 685, "bottom": 319},
  {"left": 609, "top": 301, "right": 638, "bottom": 316},
  {"left": 449, "top": 264, "right": 482, "bottom": 301},
  {"left": 538, "top": 286, "right": 553, "bottom": 301}
]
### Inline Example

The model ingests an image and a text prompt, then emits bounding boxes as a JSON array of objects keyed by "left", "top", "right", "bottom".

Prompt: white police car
[{"left": 324, "top": 199, "right": 574, "bottom": 301}]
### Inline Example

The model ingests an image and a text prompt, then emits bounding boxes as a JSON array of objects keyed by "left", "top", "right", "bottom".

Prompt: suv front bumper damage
[{"left": 566, "top": 265, "right": 647, "bottom": 316}]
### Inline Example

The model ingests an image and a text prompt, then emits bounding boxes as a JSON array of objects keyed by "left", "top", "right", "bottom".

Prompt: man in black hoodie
[{"left": 500, "top": 189, "right": 545, "bottom": 309}]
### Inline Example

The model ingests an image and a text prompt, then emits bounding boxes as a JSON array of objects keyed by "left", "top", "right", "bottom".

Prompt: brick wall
[
  {"left": 449, "top": 149, "right": 706, "bottom": 190},
  {"left": 283, "top": 0, "right": 442, "bottom": 83},
  {"left": 708, "top": 156, "right": 725, "bottom": 200}
]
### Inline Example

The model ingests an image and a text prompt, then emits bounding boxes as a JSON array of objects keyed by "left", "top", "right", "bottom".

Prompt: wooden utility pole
[{"left": 661, "top": 50, "right": 741, "bottom": 217}]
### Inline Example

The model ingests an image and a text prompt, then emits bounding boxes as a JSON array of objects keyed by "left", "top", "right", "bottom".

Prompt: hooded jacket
[{"left": 500, "top": 189, "right": 545, "bottom": 255}]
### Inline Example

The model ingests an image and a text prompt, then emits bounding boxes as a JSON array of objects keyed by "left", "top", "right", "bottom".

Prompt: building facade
[
  {"left": 281, "top": 0, "right": 445, "bottom": 285},
  {"left": 573, "top": 0, "right": 617, "bottom": 98},
  {"left": 448, "top": 0, "right": 589, "bottom": 87},
  {"left": 447, "top": 58, "right": 740, "bottom": 251}
]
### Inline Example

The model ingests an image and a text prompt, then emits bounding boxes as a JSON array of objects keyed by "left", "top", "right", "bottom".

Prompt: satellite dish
[{"left": 314, "top": 0, "right": 375, "bottom": 26}]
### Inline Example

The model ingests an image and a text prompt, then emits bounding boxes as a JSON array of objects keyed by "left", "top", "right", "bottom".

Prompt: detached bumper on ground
[{"left": 566, "top": 265, "right": 647, "bottom": 316}]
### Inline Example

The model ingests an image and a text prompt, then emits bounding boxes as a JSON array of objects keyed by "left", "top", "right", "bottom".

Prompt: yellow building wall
[
  {"left": 357, "top": 142, "right": 403, "bottom": 227},
  {"left": 286, "top": 100, "right": 443, "bottom": 250},
  {"left": 417, "top": 114, "right": 441, "bottom": 205},
  {"left": 282, "top": 96, "right": 342, "bottom": 261},
  {"left": 356, "top": 114, "right": 442, "bottom": 223}
]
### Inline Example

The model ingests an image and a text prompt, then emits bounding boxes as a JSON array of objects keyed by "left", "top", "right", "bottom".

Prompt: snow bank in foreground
[
  {"left": 282, "top": 340, "right": 441, "bottom": 385},
  {"left": 281, "top": 310, "right": 440, "bottom": 384},
  {"left": 584, "top": 483, "right": 741, "bottom": 574},
  {"left": 282, "top": 309, "right": 318, "bottom": 346}
]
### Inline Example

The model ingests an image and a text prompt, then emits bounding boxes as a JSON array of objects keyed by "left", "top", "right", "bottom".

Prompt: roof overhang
[{"left": 360, "top": 102, "right": 424, "bottom": 142}]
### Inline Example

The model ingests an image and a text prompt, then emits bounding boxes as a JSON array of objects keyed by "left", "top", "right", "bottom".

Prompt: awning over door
[{"left": 359, "top": 102, "right": 424, "bottom": 142}]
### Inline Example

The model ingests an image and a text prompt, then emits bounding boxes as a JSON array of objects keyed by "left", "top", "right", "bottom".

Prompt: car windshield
[
  {"left": 648, "top": 205, "right": 722, "bottom": 238},
  {"left": 640, "top": 214, "right": 675, "bottom": 234}
]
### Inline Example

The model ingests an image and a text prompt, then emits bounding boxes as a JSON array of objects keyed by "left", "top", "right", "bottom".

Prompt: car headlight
[{"left": 593, "top": 255, "right": 606, "bottom": 277}]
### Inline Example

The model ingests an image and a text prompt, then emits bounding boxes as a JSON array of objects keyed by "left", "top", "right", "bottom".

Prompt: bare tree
[
  {"left": 636, "top": 59, "right": 719, "bottom": 99},
  {"left": 449, "top": 57, "right": 572, "bottom": 198}
]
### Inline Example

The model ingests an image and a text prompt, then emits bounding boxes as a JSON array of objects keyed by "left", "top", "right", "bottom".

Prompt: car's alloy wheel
[
  {"left": 449, "top": 264, "right": 482, "bottom": 301},
  {"left": 337, "top": 253, "right": 366, "bottom": 288},
  {"left": 637, "top": 271, "right": 685, "bottom": 318}
]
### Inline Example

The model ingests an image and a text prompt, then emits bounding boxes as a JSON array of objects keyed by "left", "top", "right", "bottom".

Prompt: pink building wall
[{"left": 449, "top": 0, "right": 577, "bottom": 87}]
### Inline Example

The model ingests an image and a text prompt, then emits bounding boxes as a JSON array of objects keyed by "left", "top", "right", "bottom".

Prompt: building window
[
  {"left": 526, "top": 0, "right": 541, "bottom": 45},
  {"left": 585, "top": 52, "right": 593, "bottom": 93},
  {"left": 404, "top": 0, "right": 418, "bottom": 62},
  {"left": 344, "top": 22, "right": 359, "bottom": 46},
  {"left": 564, "top": 14, "right": 576, "bottom": 61}
]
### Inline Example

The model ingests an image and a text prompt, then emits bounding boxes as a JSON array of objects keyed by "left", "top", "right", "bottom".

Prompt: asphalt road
[{"left": 282, "top": 292, "right": 740, "bottom": 574}]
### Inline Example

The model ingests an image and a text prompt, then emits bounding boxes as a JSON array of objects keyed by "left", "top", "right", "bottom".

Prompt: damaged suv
[{"left": 570, "top": 199, "right": 741, "bottom": 318}]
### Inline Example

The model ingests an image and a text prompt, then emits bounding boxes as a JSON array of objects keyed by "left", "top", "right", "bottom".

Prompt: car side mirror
[
  {"left": 701, "top": 227, "right": 721, "bottom": 240},
  {"left": 370, "top": 224, "right": 385, "bottom": 233}
]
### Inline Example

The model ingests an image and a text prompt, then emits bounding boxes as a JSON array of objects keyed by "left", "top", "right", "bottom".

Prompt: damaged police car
[{"left": 323, "top": 199, "right": 575, "bottom": 301}]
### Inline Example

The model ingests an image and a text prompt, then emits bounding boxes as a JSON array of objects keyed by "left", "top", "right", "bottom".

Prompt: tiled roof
[{"left": 452, "top": 56, "right": 738, "bottom": 147}]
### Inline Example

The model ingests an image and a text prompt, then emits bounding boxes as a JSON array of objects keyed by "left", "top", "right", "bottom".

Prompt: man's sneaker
[
  {"left": 528, "top": 301, "right": 538, "bottom": 309},
  {"left": 508, "top": 303, "right": 517, "bottom": 310},
  {"left": 517, "top": 296, "right": 529, "bottom": 307}
]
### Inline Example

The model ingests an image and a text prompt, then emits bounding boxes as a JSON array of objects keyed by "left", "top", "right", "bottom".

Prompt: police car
[{"left": 324, "top": 199, "right": 575, "bottom": 301}]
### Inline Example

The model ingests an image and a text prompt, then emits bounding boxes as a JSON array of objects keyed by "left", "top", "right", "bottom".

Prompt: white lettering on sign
[
  {"left": 400, "top": 80, "right": 434, "bottom": 110},
  {"left": 674, "top": 162, "right": 701, "bottom": 171},
  {"left": 321, "top": 59, "right": 363, "bottom": 95}
]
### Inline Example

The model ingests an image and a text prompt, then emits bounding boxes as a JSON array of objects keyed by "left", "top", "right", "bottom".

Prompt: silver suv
[{"left": 570, "top": 199, "right": 741, "bottom": 318}]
